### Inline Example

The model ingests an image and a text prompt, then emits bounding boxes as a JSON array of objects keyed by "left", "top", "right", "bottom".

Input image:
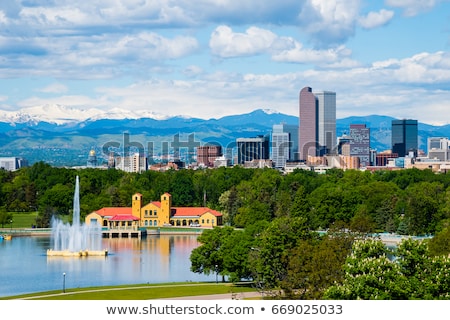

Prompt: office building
[
  {"left": 299, "top": 87, "right": 336, "bottom": 160},
  {"left": 236, "top": 135, "right": 270, "bottom": 165},
  {"left": 0, "top": 157, "right": 28, "bottom": 171},
  {"left": 197, "top": 145, "right": 222, "bottom": 167},
  {"left": 392, "top": 119, "right": 418, "bottom": 157},
  {"left": 349, "top": 124, "right": 371, "bottom": 167},
  {"left": 117, "top": 153, "right": 147, "bottom": 173},
  {"left": 316, "top": 91, "right": 337, "bottom": 155},
  {"left": 337, "top": 133, "right": 351, "bottom": 156},
  {"left": 428, "top": 137, "right": 450, "bottom": 161},
  {"left": 271, "top": 124, "right": 299, "bottom": 168}
]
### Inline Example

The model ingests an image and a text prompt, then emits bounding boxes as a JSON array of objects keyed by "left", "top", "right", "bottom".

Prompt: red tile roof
[
  {"left": 172, "top": 207, "right": 222, "bottom": 217},
  {"left": 109, "top": 214, "right": 140, "bottom": 221},
  {"left": 150, "top": 201, "right": 161, "bottom": 208},
  {"left": 95, "top": 207, "right": 132, "bottom": 217}
]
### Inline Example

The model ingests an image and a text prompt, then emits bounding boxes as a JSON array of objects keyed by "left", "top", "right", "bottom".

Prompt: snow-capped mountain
[{"left": 0, "top": 104, "right": 168, "bottom": 125}]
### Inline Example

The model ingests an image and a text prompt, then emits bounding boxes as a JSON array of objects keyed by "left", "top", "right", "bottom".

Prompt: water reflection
[{"left": 0, "top": 235, "right": 213, "bottom": 297}]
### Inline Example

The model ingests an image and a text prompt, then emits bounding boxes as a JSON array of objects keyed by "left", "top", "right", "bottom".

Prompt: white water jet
[{"left": 50, "top": 176, "right": 103, "bottom": 253}]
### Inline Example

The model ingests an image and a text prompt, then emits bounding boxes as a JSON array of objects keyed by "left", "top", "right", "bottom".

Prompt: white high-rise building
[
  {"left": 0, "top": 157, "right": 28, "bottom": 171},
  {"left": 117, "top": 153, "right": 147, "bottom": 173},
  {"left": 272, "top": 124, "right": 289, "bottom": 168}
]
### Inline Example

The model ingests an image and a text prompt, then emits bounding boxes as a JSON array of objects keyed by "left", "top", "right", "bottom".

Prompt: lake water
[{"left": 0, "top": 234, "right": 214, "bottom": 297}]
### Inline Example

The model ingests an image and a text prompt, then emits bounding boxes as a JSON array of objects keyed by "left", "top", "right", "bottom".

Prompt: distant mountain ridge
[{"left": 0, "top": 108, "right": 448, "bottom": 166}]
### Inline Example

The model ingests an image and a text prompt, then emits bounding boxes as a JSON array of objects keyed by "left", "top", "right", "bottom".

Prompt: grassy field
[
  {"left": 5, "top": 212, "right": 71, "bottom": 229},
  {"left": 9, "top": 212, "right": 38, "bottom": 228},
  {"left": 1, "top": 282, "right": 257, "bottom": 300}
]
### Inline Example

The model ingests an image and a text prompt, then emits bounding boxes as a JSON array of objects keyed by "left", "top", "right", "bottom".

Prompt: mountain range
[{"left": 0, "top": 106, "right": 448, "bottom": 167}]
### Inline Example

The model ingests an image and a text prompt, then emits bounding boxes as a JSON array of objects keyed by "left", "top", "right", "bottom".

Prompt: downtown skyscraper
[
  {"left": 299, "top": 87, "right": 336, "bottom": 161},
  {"left": 392, "top": 119, "right": 418, "bottom": 157}
]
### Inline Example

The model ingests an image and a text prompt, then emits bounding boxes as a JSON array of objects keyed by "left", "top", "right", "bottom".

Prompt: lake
[{"left": 0, "top": 234, "right": 214, "bottom": 297}]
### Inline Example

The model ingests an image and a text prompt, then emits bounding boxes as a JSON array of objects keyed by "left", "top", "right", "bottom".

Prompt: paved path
[{"left": 163, "top": 292, "right": 263, "bottom": 300}]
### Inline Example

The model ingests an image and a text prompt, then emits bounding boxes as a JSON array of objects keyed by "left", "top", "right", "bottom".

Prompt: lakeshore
[{"left": 0, "top": 227, "right": 432, "bottom": 246}]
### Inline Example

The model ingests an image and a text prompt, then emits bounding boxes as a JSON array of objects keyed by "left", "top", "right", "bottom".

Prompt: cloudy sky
[{"left": 1, "top": 0, "right": 450, "bottom": 124}]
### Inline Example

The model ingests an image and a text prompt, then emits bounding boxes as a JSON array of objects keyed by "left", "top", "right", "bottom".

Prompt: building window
[
  {"left": 145, "top": 210, "right": 148, "bottom": 216},
  {"left": 149, "top": 220, "right": 152, "bottom": 226},
  {"left": 154, "top": 220, "right": 158, "bottom": 226},
  {"left": 212, "top": 219, "right": 214, "bottom": 225},
  {"left": 207, "top": 219, "right": 210, "bottom": 224},
  {"left": 145, "top": 220, "right": 148, "bottom": 226},
  {"left": 150, "top": 210, "right": 153, "bottom": 216},
  {"left": 202, "top": 219, "right": 204, "bottom": 223}
]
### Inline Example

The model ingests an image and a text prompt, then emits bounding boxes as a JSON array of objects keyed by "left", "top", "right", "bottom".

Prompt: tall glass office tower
[
  {"left": 299, "top": 87, "right": 336, "bottom": 161},
  {"left": 271, "top": 123, "right": 299, "bottom": 167},
  {"left": 391, "top": 119, "right": 418, "bottom": 157}
]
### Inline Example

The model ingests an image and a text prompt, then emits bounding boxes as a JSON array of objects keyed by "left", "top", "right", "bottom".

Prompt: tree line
[{"left": 1, "top": 162, "right": 450, "bottom": 236}]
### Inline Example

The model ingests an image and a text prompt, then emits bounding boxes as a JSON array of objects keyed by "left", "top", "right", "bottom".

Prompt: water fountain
[{"left": 46, "top": 176, "right": 108, "bottom": 257}]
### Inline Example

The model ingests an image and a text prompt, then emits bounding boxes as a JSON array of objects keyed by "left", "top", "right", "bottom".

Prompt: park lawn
[
  {"left": 8, "top": 212, "right": 70, "bottom": 228},
  {"left": 3, "top": 282, "right": 256, "bottom": 300},
  {"left": 10, "top": 212, "right": 38, "bottom": 228}
]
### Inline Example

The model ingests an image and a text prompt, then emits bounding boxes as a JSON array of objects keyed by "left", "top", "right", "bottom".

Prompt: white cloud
[
  {"left": 0, "top": 32, "right": 199, "bottom": 79},
  {"left": 272, "top": 43, "right": 354, "bottom": 65},
  {"left": 358, "top": 9, "right": 395, "bottom": 29},
  {"left": 182, "top": 65, "right": 204, "bottom": 77},
  {"left": 38, "top": 83, "right": 68, "bottom": 94},
  {"left": 298, "top": 0, "right": 361, "bottom": 47},
  {"left": 209, "top": 25, "right": 279, "bottom": 58},
  {"left": 209, "top": 25, "right": 357, "bottom": 67},
  {"left": 385, "top": 0, "right": 445, "bottom": 17}
]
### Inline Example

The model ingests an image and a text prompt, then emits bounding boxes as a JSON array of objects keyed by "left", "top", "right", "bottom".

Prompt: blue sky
[{"left": 1, "top": 0, "right": 450, "bottom": 124}]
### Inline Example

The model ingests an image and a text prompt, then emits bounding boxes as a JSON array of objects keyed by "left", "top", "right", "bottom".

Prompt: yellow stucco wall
[
  {"left": 132, "top": 193, "right": 142, "bottom": 220},
  {"left": 85, "top": 212, "right": 104, "bottom": 226},
  {"left": 140, "top": 202, "right": 161, "bottom": 227},
  {"left": 159, "top": 193, "right": 171, "bottom": 226},
  {"left": 199, "top": 212, "right": 219, "bottom": 227}
]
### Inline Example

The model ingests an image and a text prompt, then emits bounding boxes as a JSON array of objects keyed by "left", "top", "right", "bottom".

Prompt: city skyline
[{"left": 0, "top": 1, "right": 450, "bottom": 125}]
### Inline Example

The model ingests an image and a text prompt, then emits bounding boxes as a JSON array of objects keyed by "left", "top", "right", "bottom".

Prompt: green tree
[
  {"left": 324, "top": 238, "right": 450, "bottom": 299},
  {"left": 190, "top": 226, "right": 235, "bottom": 280},
  {"left": 404, "top": 182, "right": 443, "bottom": 235},
  {"left": 38, "top": 183, "right": 74, "bottom": 217},
  {"left": 249, "top": 217, "right": 313, "bottom": 293},
  {"left": 428, "top": 226, "right": 450, "bottom": 256},
  {"left": 281, "top": 229, "right": 354, "bottom": 299},
  {"left": 0, "top": 207, "right": 12, "bottom": 228},
  {"left": 218, "top": 186, "right": 241, "bottom": 225}
]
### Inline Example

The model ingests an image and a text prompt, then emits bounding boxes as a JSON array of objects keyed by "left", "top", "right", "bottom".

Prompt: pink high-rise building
[
  {"left": 299, "top": 86, "right": 336, "bottom": 161},
  {"left": 299, "top": 87, "right": 317, "bottom": 160}
]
